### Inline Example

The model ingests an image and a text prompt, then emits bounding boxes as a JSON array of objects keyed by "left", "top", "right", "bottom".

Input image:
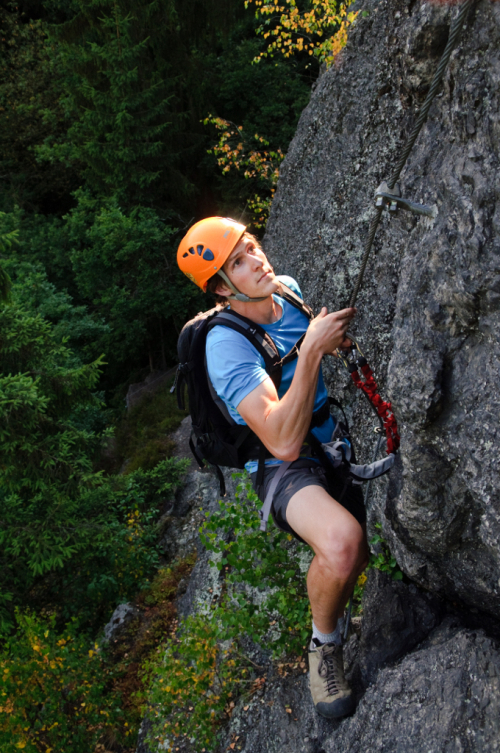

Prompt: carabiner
[{"left": 335, "top": 332, "right": 364, "bottom": 370}]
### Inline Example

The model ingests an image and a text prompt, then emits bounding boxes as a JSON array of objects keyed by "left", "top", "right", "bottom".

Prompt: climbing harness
[
  {"left": 363, "top": 427, "right": 384, "bottom": 509},
  {"left": 349, "top": 0, "right": 475, "bottom": 309}
]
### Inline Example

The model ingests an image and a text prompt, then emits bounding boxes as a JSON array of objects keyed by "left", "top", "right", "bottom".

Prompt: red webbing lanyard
[{"left": 337, "top": 339, "right": 400, "bottom": 455}]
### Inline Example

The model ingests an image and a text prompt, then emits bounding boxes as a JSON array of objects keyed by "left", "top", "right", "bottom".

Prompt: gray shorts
[{"left": 250, "top": 459, "right": 366, "bottom": 542}]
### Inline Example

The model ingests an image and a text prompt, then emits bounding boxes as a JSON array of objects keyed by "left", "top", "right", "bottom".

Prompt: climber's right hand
[{"left": 304, "top": 306, "right": 357, "bottom": 355}]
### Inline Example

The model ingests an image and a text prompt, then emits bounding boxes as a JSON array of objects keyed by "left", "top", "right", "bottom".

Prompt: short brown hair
[
  {"left": 206, "top": 272, "right": 228, "bottom": 305},
  {"left": 206, "top": 232, "right": 261, "bottom": 304}
]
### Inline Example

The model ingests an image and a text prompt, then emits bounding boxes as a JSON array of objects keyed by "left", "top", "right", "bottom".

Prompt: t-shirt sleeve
[{"left": 206, "top": 327, "right": 271, "bottom": 412}]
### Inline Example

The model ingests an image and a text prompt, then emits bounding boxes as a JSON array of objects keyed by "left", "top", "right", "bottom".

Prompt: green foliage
[
  {"left": 204, "top": 29, "right": 311, "bottom": 224},
  {"left": 0, "top": 5, "right": 76, "bottom": 214},
  {"left": 213, "top": 36, "right": 311, "bottom": 151},
  {"left": 143, "top": 474, "right": 309, "bottom": 752},
  {"left": 141, "top": 555, "right": 197, "bottom": 609},
  {"left": 0, "top": 612, "right": 125, "bottom": 752},
  {"left": 0, "top": 267, "right": 11, "bottom": 304},
  {"left": 204, "top": 116, "right": 284, "bottom": 229},
  {"left": 49, "top": 458, "right": 186, "bottom": 626},
  {"left": 95, "top": 554, "right": 197, "bottom": 746},
  {"left": 1, "top": 1, "right": 318, "bottom": 394},
  {"left": 144, "top": 614, "right": 249, "bottom": 753},
  {"left": 0, "top": 297, "right": 187, "bottom": 633},
  {"left": 0, "top": 207, "right": 110, "bottom": 362},
  {"left": 0, "top": 304, "right": 105, "bottom": 490},
  {"left": 0, "top": 212, "right": 20, "bottom": 254},
  {"left": 62, "top": 192, "right": 201, "bottom": 382},
  {"left": 0, "top": 211, "right": 19, "bottom": 302},
  {"left": 369, "top": 523, "right": 404, "bottom": 581},
  {"left": 38, "top": 0, "right": 195, "bottom": 210},
  {"left": 202, "top": 474, "right": 312, "bottom": 656},
  {"left": 0, "top": 200, "right": 203, "bottom": 387},
  {"left": 114, "top": 379, "right": 187, "bottom": 473},
  {"left": 5, "top": 261, "right": 109, "bottom": 359},
  {"left": 245, "top": 0, "right": 358, "bottom": 68},
  {"left": 0, "top": 207, "right": 77, "bottom": 299}
]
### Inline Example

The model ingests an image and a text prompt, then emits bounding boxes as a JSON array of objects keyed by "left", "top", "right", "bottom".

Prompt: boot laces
[{"left": 317, "top": 644, "right": 344, "bottom": 696}]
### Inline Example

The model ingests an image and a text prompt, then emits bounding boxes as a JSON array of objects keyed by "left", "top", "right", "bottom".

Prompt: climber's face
[{"left": 215, "top": 235, "right": 279, "bottom": 299}]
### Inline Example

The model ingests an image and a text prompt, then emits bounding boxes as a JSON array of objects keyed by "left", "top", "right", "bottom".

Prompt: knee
[{"left": 318, "top": 522, "right": 367, "bottom": 580}]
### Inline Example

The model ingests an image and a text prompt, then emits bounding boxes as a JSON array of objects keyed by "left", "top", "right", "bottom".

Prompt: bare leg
[{"left": 286, "top": 484, "right": 369, "bottom": 633}]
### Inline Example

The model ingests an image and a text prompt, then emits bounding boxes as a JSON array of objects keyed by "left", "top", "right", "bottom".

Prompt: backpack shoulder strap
[
  {"left": 207, "top": 309, "right": 284, "bottom": 389},
  {"left": 206, "top": 285, "right": 314, "bottom": 392},
  {"left": 278, "top": 283, "right": 314, "bottom": 320}
]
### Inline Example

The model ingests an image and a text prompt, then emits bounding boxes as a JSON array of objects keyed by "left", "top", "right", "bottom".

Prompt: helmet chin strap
[{"left": 217, "top": 269, "right": 268, "bottom": 303}]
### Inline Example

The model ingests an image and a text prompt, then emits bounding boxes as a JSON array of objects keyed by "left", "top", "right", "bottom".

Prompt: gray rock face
[
  {"left": 103, "top": 602, "right": 140, "bottom": 642},
  {"left": 353, "top": 568, "right": 444, "bottom": 685},
  {"left": 125, "top": 367, "right": 177, "bottom": 410},
  {"left": 264, "top": 0, "right": 500, "bottom": 618},
  {"left": 325, "top": 620, "right": 500, "bottom": 753},
  {"left": 218, "top": 571, "right": 500, "bottom": 753},
  {"left": 170, "top": 415, "right": 195, "bottom": 472},
  {"left": 137, "top": 3, "right": 500, "bottom": 750}
]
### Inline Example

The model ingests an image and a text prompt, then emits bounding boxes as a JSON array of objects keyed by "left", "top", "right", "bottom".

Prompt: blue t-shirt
[{"left": 206, "top": 276, "right": 334, "bottom": 472}]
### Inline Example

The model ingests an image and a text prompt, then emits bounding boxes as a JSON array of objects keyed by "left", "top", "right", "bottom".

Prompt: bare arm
[{"left": 237, "top": 307, "right": 356, "bottom": 461}]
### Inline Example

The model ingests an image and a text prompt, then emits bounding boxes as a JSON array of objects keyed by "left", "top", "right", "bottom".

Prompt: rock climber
[{"left": 177, "top": 216, "right": 369, "bottom": 719}]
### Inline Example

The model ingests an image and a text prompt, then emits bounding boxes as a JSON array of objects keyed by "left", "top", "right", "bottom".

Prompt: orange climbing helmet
[{"left": 177, "top": 217, "right": 246, "bottom": 292}]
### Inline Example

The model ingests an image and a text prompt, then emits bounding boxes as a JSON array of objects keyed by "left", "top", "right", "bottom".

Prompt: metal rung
[{"left": 375, "top": 181, "right": 437, "bottom": 219}]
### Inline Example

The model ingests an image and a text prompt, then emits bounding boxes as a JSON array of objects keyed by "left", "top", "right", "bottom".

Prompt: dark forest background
[
  {"left": 1, "top": 0, "right": 316, "bottom": 396},
  {"left": 0, "top": 1, "right": 324, "bottom": 748}
]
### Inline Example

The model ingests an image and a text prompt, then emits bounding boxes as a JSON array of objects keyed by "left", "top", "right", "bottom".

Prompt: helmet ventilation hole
[
  {"left": 202, "top": 249, "right": 214, "bottom": 261},
  {"left": 188, "top": 246, "right": 195, "bottom": 255},
  {"left": 197, "top": 245, "right": 204, "bottom": 255}
]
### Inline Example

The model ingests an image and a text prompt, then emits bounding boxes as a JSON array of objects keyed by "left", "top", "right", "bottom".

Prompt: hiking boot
[{"left": 308, "top": 640, "right": 355, "bottom": 719}]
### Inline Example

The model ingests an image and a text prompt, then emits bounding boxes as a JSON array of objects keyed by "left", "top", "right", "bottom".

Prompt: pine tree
[
  {"left": 0, "top": 4, "right": 76, "bottom": 213},
  {"left": 0, "top": 296, "right": 184, "bottom": 633},
  {"left": 38, "top": 0, "right": 191, "bottom": 210}
]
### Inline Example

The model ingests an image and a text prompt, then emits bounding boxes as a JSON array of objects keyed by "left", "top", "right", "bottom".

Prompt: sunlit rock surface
[{"left": 264, "top": 0, "right": 500, "bottom": 618}]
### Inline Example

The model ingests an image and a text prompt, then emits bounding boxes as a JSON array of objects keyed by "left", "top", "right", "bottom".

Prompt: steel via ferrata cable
[{"left": 348, "top": 0, "right": 475, "bottom": 309}]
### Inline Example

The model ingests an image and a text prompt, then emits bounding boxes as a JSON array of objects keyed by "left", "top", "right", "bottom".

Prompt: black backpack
[{"left": 172, "top": 284, "right": 328, "bottom": 494}]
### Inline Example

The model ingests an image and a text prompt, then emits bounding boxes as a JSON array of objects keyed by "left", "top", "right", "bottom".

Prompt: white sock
[{"left": 312, "top": 617, "right": 344, "bottom": 646}]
